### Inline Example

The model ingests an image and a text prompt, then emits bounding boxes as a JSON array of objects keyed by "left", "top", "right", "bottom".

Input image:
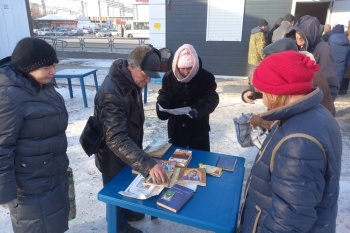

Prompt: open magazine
[{"left": 119, "top": 174, "right": 164, "bottom": 200}]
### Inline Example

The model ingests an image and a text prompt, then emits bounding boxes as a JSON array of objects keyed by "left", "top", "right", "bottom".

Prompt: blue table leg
[
  {"left": 79, "top": 76, "right": 88, "bottom": 108},
  {"left": 93, "top": 71, "right": 99, "bottom": 91},
  {"left": 67, "top": 78, "right": 73, "bottom": 98},
  {"left": 143, "top": 83, "right": 148, "bottom": 104},
  {"left": 106, "top": 204, "right": 117, "bottom": 233}
]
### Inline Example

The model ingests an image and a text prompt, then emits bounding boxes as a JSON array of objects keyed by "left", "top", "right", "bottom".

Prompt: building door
[{"left": 294, "top": 2, "right": 330, "bottom": 24}]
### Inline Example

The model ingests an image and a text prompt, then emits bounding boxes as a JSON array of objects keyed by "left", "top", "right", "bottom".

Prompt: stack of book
[{"left": 143, "top": 149, "right": 206, "bottom": 189}]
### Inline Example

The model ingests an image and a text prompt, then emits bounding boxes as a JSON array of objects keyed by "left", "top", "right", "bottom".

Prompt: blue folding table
[
  {"left": 98, "top": 146, "right": 245, "bottom": 233},
  {"left": 54, "top": 69, "right": 98, "bottom": 107}
]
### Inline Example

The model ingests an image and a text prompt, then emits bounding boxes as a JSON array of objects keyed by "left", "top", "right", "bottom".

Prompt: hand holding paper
[{"left": 158, "top": 104, "right": 192, "bottom": 116}]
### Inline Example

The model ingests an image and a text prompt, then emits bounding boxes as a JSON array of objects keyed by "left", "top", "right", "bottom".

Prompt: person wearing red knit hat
[{"left": 239, "top": 51, "right": 342, "bottom": 233}]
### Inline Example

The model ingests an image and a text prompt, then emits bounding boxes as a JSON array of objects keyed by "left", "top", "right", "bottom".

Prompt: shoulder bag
[{"left": 79, "top": 115, "right": 104, "bottom": 156}]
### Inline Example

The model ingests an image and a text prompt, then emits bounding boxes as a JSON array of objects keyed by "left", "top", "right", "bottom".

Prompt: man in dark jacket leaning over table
[{"left": 93, "top": 45, "right": 168, "bottom": 233}]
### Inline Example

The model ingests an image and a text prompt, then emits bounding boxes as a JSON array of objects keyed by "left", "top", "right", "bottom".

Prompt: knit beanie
[
  {"left": 177, "top": 49, "right": 194, "bottom": 68},
  {"left": 252, "top": 51, "right": 320, "bottom": 95},
  {"left": 11, "top": 37, "right": 58, "bottom": 74},
  {"left": 330, "top": 24, "right": 344, "bottom": 35},
  {"left": 172, "top": 44, "right": 199, "bottom": 83},
  {"left": 284, "top": 13, "right": 295, "bottom": 23},
  {"left": 259, "top": 19, "right": 268, "bottom": 27}
]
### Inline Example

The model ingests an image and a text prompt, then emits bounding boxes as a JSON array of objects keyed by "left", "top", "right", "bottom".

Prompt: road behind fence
[{"left": 38, "top": 36, "right": 150, "bottom": 58}]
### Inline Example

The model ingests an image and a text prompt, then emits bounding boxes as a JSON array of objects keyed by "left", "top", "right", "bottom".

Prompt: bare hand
[
  {"left": 243, "top": 91, "right": 255, "bottom": 104},
  {"left": 149, "top": 164, "right": 168, "bottom": 184}
]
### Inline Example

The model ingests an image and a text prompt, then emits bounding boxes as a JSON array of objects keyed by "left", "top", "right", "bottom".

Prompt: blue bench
[{"left": 54, "top": 69, "right": 98, "bottom": 107}]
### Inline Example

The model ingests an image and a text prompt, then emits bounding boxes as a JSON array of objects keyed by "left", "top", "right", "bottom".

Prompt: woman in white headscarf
[{"left": 156, "top": 44, "right": 219, "bottom": 151}]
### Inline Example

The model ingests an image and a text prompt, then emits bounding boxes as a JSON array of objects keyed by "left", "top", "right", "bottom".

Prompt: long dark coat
[
  {"left": 0, "top": 58, "right": 69, "bottom": 233},
  {"left": 156, "top": 59, "right": 219, "bottom": 151}
]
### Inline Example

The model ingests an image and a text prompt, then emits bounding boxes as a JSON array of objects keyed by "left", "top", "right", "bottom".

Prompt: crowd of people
[{"left": 0, "top": 13, "right": 346, "bottom": 233}]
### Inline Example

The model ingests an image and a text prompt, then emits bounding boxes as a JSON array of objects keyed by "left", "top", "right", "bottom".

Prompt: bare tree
[{"left": 30, "top": 5, "right": 42, "bottom": 19}]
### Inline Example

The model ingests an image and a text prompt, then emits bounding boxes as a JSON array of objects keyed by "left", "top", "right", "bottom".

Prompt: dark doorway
[{"left": 295, "top": 2, "right": 330, "bottom": 24}]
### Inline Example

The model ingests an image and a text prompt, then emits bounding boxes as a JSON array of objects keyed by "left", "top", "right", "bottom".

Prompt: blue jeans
[{"left": 102, "top": 174, "right": 128, "bottom": 232}]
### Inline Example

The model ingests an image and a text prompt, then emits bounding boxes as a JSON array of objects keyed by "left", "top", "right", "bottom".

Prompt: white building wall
[
  {"left": 149, "top": 0, "right": 165, "bottom": 49},
  {"left": 330, "top": 1, "right": 350, "bottom": 29},
  {"left": 0, "top": 0, "right": 31, "bottom": 59}
]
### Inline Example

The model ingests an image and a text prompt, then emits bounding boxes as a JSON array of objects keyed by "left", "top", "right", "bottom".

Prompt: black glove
[{"left": 188, "top": 109, "right": 198, "bottom": 118}]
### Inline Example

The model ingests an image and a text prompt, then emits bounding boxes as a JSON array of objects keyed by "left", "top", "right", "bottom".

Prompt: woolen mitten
[{"left": 188, "top": 109, "right": 198, "bottom": 118}]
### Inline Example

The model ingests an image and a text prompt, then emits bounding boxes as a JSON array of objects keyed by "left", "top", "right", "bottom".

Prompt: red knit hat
[{"left": 252, "top": 51, "right": 320, "bottom": 95}]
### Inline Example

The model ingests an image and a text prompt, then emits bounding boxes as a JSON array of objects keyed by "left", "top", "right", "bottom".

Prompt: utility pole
[
  {"left": 98, "top": 0, "right": 102, "bottom": 23},
  {"left": 81, "top": 1, "right": 85, "bottom": 16},
  {"left": 41, "top": 0, "right": 46, "bottom": 15}
]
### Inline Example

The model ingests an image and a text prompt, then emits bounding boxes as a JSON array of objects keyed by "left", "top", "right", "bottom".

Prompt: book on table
[
  {"left": 216, "top": 155, "right": 237, "bottom": 171},
  {"left": 144, "top": 166, "right": 206, "bottom": 188},
  {"left": 199, "top": 163, "right": 223, "bottom": 177},
  {"left": 156, "top": 184, "right": 194, "bottom": 213},
  {"left": 168, "top": 149, "right": 192, "bottom": 168},
  {"left": 143, "top": 139, "right": 172, "bottom": 158},
  {"left": 143, "top": 159, "right": 177, "bottom": 187}
]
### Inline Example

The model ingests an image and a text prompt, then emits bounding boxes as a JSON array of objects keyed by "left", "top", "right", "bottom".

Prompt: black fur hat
[{"left": 11, "top": 37, "right": 58, "bottom": 73}]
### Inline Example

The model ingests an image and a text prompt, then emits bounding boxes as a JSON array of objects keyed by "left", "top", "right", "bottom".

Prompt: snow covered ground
[{"left": 1, "top": 58, "right": 349, "bottom": 233}]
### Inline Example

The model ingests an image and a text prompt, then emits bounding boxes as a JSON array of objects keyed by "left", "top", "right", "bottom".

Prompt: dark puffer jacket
[
  {"left": 328, "top": 33, "right": 350, "bottom": 85},
  {"left": 240, "top": 89, "right": 342, "bottom": 233},
  {"left": 286, "top": 15, "right": 339, "bottom": 100},
  {"left": 94, "top": 59, "right": 156, "bottom": 178},
  {"left": 156, "top": 58, "right": 219, "bottom": 151},
  {"left": 0, "top": 58, "right": 69, "bottom": 233}
]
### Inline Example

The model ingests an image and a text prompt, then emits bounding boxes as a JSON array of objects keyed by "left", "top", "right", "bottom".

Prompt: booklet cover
[
  {"left": 216, "top": 155, "right": 237, "bottom": 171},
  {"left": 168, "top": 149, "right": 192, "bottom": 168},
  {"left": 156, "top": 184, "right": 194, "bottom": 213},
  {"left": 143, "top": 160, "right": 177, "bottom": 187}
]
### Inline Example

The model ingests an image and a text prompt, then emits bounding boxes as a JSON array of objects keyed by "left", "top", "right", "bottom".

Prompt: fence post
[
  {"left": 80, "top": 38, "right": 84, "bottom": 51},
  {"left": 109, "top": 38, "right": 113, "bottom": 52}
]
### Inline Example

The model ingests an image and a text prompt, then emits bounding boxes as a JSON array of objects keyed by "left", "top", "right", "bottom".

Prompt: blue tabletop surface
[
  {"left": 98, "top": 146, "right": 245, "bottom": 232},
  {"left": 54, "top": 69, "right": 97, "bottom": 77}
]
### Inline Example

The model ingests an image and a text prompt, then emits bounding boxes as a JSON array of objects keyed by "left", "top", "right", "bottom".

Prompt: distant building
[
  {"left": 149, "top": 0, "right": 350, "bottom": 78},
  {"left": 34, "top": 14, "right": 77, "bottom": 29}
]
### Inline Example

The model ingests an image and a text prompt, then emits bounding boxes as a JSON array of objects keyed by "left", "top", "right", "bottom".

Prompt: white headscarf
[{"left": 172, "top": 44, "right": 200, "bottom": 83}]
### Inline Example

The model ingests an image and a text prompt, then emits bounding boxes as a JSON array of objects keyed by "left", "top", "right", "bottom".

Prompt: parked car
[
  {"left": 38, "top": 28, "right": 55, "bottom": 36},
  {"left": 96, "top": 29, "right": 112, "bottom": 37},
  {"left": 109, "top": 29, "right": 119, "bottom": 36},
  {"left": 83, "top": 28, "right": 93, "bottom": 34},
  {"left": 55, "top": 29, "right": 68, "bottom": 36},
  {"left": 33, "top": 29, "right": 39, "bottom": 36},
  {"left": 68, "top": 29, "right": 84, "bottom": 36}
]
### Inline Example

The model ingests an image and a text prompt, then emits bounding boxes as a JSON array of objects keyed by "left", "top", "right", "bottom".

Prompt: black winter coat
[
  {"left": 0, "top": 58, "right": 69, "bottom": 233},
  {"left": 156, "top": 59, "right": 219, "bottom": 151},
  {"left": 94, "top": 59, "right": 156, "bottom": 177}
]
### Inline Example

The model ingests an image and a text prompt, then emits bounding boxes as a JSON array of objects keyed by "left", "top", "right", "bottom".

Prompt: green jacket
[{"left": 248, "top": 27, "right": 267, "bottom": 66}]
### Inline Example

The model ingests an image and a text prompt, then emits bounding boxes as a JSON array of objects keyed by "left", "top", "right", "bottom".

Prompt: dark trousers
[{"left": 102, "top": 174, "right": 128, "bottom": 232}]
